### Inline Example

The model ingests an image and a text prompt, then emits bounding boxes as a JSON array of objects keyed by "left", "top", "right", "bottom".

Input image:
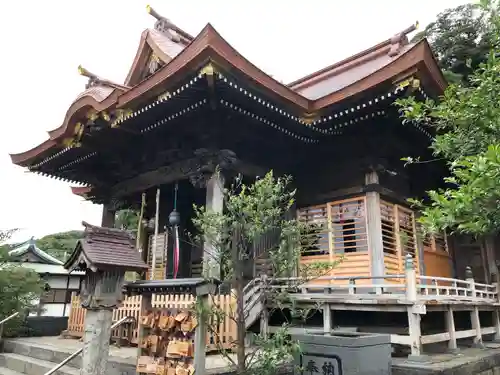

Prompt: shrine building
[{"left": 10, "top": 6, "right": 489, "bottom": 290}]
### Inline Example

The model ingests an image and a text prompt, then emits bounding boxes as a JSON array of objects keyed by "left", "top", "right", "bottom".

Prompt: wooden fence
[{"left": 67, "top": 293, "right": 237, "bottom": 352}]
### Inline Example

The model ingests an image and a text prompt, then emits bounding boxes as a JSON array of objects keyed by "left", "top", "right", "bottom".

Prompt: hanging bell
[{"left": 168, "top": 209, "right": 181, "bottom": 227}]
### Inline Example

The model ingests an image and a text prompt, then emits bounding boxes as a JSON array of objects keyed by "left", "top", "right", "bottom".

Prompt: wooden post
[
  {"left": 405, "top": 254, "right": 423, "bottom": 357},
  {"left": 466, "top": 266, "right": 484, "bottom": 348},
  {"left": 260, "top": 307, "right": 269, "bottom": 339},
  {"left": 194, "top": 294, "right": 208, "bottom": 375},
  {"left": 492, "top": 273, "right": 500, "bottom": 342},
  {"left": 493, "top": 309, "right": 500, "bottom": 342},
  {"left": 203, "top": 172, "right": 225, "bottom": 280},
  {"left": 101, "top": 204, "right": 116, "bottom": 228},
  {"left": 365, "top": 171, "right": 384, "bottom": 285},
  {"left": 323, "top": 304, "right": 332, "bottom": 334},
  {"left": 445, "top": 307, "right": 458, "bottom": 352},
  {"left": 136, "top": 293, "right": 152, "bottom": 360},
  {"left": 193, "top": 282, "right": 217, "bottom": 375},
  {"left": 484, "top": 235, "right": 498, "bottom": 283}
]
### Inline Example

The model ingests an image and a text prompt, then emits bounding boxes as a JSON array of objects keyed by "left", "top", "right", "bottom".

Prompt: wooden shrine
[{"left": 9, "top": 5, "right": 500, "bottom": 359}]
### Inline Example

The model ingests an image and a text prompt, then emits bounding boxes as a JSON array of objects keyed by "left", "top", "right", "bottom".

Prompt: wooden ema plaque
[{"left": 137, "top": 308, "right": 197, "bottom": 375}]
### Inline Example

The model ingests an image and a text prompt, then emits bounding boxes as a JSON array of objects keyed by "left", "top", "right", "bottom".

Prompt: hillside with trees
[{"left": 412, "top": 1, "right": 494, "bottom": 85}]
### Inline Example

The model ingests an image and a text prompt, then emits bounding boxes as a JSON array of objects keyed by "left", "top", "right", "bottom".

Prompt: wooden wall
[
  {"left": 422, "top": 234, "right": 453, "bottom": 279},
  {"left": 298, "top": 196, "right": 456, "bottom": 281}
]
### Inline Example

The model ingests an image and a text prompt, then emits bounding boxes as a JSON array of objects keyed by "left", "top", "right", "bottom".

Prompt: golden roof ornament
[
  {"left": 77, "top": 65, "right": 130, "bottom": 91},
  {"left": 78, "top": 65, "right": 100, "bottom": 89}
]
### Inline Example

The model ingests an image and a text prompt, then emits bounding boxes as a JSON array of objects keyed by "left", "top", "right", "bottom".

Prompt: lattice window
[
  {"left": 380, "top": 200, "right": 419, "bottom": 272},
  {"left": 380, "top": 201, "right": 397, "bottom": 256},
  {"left": 398, "top": 207, "right": 417, "bottom": 258},
  {"left": 298, "top": 198, "right": 368, "bottom": 256},
  {"left": 146, "top": 232, "right": 167, "bottom": 280},
  {"left": 330, "top": 198, "right": 368, "bottom": 253},
  {"left": 298, "top": 204, "right": 329, "bottom": 256},
  {"left": 421, "top": 228, "right": 448, "bottom": 253}
]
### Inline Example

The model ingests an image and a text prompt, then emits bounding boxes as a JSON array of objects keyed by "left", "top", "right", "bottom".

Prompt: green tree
[
  {"left": 397, "top": 0, "right": 500, "bottom": 235},
  {"left": 192, "top": 171, "right": 334, "bottom": 375},
  {"left": 0, "top": 230, "right": 43, "bottom": 336},
  {"left": 35, "top": 230, "right": 83, "bottom": 261},
  {"left": 412, "top": 1, "right": 494, "bottom": 85},
  {"left": 115, "top": 209, "right": 140, "bottom": 231}
]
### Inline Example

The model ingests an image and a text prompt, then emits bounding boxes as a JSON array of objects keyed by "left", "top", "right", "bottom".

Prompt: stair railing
[
  {"left": 0, "top": 312, "right": 20, "bottom": 342},
  {"left": 43, "top": 315, "right": 133, "bottom": 375}
]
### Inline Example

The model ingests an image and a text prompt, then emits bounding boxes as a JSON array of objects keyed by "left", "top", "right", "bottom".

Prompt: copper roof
[
  {"left": 10, "top": 17, "right": 446, "bottom": 168},
  {"left": 64, "top": 222, "right": 147, "bottom": 272}
]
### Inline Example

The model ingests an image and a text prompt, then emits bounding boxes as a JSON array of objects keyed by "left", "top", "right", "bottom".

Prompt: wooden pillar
[
  {"left": 260, "top": 307, "right": 269, "bottom": 339},
  {"left": 466, "top": 266, "right": 484, "bottom": 347},
  {"left": 203, "top": 172, "right": 225, "bottom": 280},
  {"left": 101, "top": 204, "right": 116, "bottom": 228},
  {"left": 484, "top": 235, "right": 498, "bottom": 283},
  {"left": 405, "top": 254, "right": 423, "bottom": 357},
  {"left": 193, "top": 282, "right": 217, "bottom": 375},
  {"left": 194, "top": 294, "right": 208, "bottom": 374},
  {"left": 416, "top": 232, "right": 426, "bottom": 276},
  {"left": 493, "top": 309, "right": 500, "bottom": 341},
  {"left": 136, "top": 292, "right": 152, "bottom": 360},
  {"left": 323, "top": 305, "right": 332, "bottom": 334},
  {"left": 365, "top": 171, "right": 384, "bottom": 283},
  {"left": 445, "top": 307, "right": 458, "bottom": 352}
]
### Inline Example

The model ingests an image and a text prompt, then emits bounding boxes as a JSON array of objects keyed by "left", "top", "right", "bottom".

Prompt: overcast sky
[{"left": 0, "top": 0, "right": 468, "bottom": 242}]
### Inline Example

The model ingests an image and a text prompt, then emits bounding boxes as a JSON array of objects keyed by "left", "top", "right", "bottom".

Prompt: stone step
[
  {"left": 0, "top": 353, "right": 79, "bottom": 375},
  {"left": 3, "top": 341, "right": 81, "bottom": 369},
  {"left": 3, "top": 340, "right": 135, "bottom": 375},
  {"left": 0, "top": 367, "right": 24, "bottom": 375}
]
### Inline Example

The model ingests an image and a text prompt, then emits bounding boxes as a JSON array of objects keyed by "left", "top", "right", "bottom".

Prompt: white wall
[
  {"left": 35, "top": 275, "right": 80, "bottom": 317},
  {"left": 41, "top": 304, "right": 66, "bottom": 317},
  {"left": 47, "top": 275, "right": 80, "bottom": 289}
]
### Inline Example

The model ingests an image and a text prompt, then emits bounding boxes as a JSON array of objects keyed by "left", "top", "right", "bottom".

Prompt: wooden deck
[{"left": 264, "top": 265, "right": 500, "bottom": 357}]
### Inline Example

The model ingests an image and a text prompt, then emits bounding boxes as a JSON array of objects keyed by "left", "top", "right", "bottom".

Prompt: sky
[{"left": 0, "top": 0, "right": 469, "bottom": 243}]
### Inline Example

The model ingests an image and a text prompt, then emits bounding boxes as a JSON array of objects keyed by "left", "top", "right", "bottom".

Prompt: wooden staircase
[{"left": 243, "top": 278, "right": 265, "bottom": 330}]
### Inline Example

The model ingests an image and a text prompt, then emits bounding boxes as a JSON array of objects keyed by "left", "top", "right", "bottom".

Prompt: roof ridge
[{"left": 288, "top": 22, "right": 419, "bottom": 89}]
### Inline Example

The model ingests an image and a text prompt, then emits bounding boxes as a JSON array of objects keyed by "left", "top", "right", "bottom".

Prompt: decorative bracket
[
  {"left": 200, "top": 63, "right": 217, "bottom": 109},
  {"left": 299, "top": 112, "right": 319, "bottom": 125}
]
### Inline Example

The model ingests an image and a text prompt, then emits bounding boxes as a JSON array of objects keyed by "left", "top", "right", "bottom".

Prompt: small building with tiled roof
[
  {"left": 8, "top": 238, "right": 83, "bottom": 318},
  {"left": 64, "top": 221, "right": 147, "bottom": 273}
]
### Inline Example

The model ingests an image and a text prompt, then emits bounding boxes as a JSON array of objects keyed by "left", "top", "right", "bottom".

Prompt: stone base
[
  {"left": 82, "top": 309, "right": 114, "bottom": 375},
  {"left": 472, "top": 342, "right": 486, "bottom": 349},
  {"left": 406, "top": 354, "right": 432, "bottom": 363}
]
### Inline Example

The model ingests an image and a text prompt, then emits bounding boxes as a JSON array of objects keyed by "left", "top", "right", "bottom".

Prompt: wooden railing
[
  {"left": 269, "top": 255, "right": 500, "bottom": 358},
  {"left": 67, "top": 293, "right": 237, "bottom": 352}
]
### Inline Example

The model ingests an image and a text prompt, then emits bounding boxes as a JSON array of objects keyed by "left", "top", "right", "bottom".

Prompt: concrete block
[{"left": 292, "top": 331, "right": 391, "bottom": 375}]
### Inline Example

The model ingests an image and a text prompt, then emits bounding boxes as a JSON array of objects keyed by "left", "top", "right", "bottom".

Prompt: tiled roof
[
  {"left": 74, "top": 86, "right": 114, "bottom": 103},
  {"left": 8, "top": 237, "right": 64, "bottom": 265},
  {"left": 64, "top": 222, "right": 147, "bottom": 272}
]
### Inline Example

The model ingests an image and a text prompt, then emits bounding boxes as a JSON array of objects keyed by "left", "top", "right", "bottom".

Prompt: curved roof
[
  {"left": 9, "top": 237, "right": 64, "bottom": 265},
  {"left": 10, "top": 16, "right": 446, "bottom": 168}
]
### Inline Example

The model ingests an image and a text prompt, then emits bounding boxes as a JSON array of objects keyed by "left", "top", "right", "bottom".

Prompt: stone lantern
[{"left": 64, "top": 222, "right": 148, "bottom": 375}]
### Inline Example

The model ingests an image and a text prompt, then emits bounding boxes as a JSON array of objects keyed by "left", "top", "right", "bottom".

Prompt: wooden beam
[{"left": 109, "top": 150, "right": 275, "bottom": 199}]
